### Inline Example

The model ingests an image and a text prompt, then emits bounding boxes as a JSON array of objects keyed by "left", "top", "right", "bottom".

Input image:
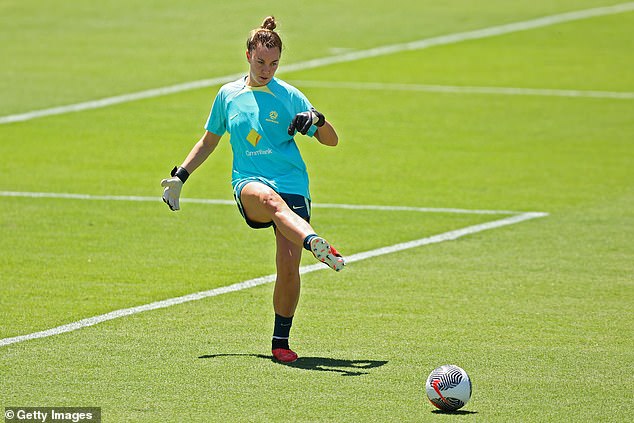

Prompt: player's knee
[
  {"left": 258, "top": 189, "right": 285, "bottom": 214},
  {"left": 276, "top": 266, "right": 300, "bottom": 285}
]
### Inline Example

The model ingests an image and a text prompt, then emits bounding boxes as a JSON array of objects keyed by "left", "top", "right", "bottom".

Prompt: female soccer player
[{"left": 161, "top": 16, "right": 345, "bottom": 363}]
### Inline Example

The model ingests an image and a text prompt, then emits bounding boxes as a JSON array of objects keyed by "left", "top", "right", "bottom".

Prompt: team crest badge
[{"left": 266, "top": 110, "right": 279, "bottom": 124}]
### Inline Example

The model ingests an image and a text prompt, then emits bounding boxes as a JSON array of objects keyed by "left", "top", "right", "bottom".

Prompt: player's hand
[
  {"left": 161, "top": 177, "right": 182, "bottom": 211},
  {"left": 287, "top": 108, "right": 325, "bottom": 136},
  {"left": 161, "top": 166, "right": 189, "bottom": 211}
]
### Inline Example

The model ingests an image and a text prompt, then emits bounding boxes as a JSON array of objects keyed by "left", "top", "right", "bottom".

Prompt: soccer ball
[{"left": 425, "top": 364, "right": 472, "bottom": 411}]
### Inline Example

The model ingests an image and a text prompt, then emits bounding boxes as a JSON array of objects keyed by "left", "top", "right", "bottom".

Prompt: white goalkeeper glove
[{"left": 161, "top": 166, "right": 189, "bottom": 211}]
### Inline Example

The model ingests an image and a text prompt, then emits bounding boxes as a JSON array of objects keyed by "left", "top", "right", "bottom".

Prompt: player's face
[{"left": 246, "top": 45, "right": 280, "bottom": 86}]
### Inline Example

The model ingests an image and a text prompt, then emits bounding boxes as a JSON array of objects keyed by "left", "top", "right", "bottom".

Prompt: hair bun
[
  {"left": 247, "top": 16, "right": 282, "bottom": 52},
  {"left": 261, "top": 16, "right": 276, "bottom": 31}
]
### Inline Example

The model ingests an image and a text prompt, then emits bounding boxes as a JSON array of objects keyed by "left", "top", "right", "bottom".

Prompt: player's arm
[
  {"left": 161, "top": 131, "right": 222, "bottom": 211},
  {"left": 314, "top": 120, "right": 338, "bottom": 147},
  {"left": 180, "top": 130, "right": 222, "bottom": 173}
]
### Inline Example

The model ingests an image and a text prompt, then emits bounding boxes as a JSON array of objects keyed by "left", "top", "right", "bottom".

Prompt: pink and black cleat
[
  {"left": 310, "top": 237, "right": 345, "bottom": 272},
  {"left": 272, "top": 348, "right": 298, "bottom": 363}
]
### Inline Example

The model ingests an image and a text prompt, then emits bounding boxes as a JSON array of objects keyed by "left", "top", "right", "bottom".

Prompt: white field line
[
  {"left": 0, "top": 190, "right": 522, "bottom": 215},
  {"left": 0, "top": 190, "right": 236, "bottom": 206},
  {"left": 0, "top": 211, "right": 547, "bottom": 348},
  {"left": 1, "top": 2, "right": 632, "bottom": 125},
  {"left": 288, "top": 80, "right": 634, "bottom": 100}
]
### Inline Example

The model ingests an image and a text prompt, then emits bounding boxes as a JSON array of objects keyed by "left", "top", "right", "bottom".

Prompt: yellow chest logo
[
  {"left": 246, "top": 128, "right": 262, "bottom": 146},
  {"left": 266, "top": 110, "right": 279, "bottom": 124}
]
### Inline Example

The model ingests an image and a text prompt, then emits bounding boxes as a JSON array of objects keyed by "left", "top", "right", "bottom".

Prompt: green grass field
[{"left": 1, "top": 1, "right": 633, "bottom": 421}]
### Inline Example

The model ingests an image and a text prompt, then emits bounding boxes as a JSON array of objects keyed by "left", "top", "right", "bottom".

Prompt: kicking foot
[
  {"left": 272, "top": 348, "right": 298, "bottom": 363},
  {"left": 310, "top": 237, "right": 345, "bottom": 272}
]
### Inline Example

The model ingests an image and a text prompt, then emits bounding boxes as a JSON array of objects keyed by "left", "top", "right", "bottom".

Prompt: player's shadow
[{"left": 199, "top": 353, "right": 388, "bottom": 377}]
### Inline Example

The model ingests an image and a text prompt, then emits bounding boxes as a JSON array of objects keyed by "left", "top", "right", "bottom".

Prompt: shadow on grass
[
  {"left": 199, "top": 353, "right": 388, "bottom": 376},
  {"left": 431, "top": 410, "right": 478, "bottom": 415}
]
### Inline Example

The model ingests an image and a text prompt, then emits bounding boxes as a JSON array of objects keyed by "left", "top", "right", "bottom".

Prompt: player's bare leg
[
  {"left": 239, "top": 182, "right": 345, "bottom": 271},
  {"left": 273, "top": 230, "right": 302, "bottom": 317},
  {"left": 270, "top": 230, "right": 302, "bottom": 363},
  {"left": 239, "top": 182, "right": 312, "bottom": 246}
]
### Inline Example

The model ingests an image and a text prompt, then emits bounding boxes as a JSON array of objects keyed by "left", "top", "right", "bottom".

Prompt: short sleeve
[{"left": 204, "top": 90, "right": 227, "bottom": 135}]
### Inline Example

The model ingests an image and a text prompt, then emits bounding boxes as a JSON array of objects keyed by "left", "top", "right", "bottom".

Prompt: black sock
[
  {"left": 272, "top": 338, "right": 290, "bottom": 350},
  {"left": 272, "top": 313, "right": 293, "bottom": 350},
  {"left": 303, "top": 234, "right": 318, "bottom": 252}
]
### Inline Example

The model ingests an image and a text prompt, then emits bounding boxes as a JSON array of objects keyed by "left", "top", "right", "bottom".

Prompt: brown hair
[{"left": 246, "top": 16, "right": 283, "bottom": 53}]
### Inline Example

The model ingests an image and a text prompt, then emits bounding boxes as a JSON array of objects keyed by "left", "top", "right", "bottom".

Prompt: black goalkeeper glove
[{"left": 287, "top": 107, "right": 325, "bottom": 136}]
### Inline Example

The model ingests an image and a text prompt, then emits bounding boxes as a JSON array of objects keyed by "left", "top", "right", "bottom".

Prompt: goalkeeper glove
[
  {"left": 161, "top": 166, "right": 189, "bottom": 211},
  {"left": 287, "top": 107, "right": 325, "bottom": 136}
]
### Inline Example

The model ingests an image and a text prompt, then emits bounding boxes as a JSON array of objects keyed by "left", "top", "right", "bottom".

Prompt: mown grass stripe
[
  {"left": 0, "top": 211, "right": 547, "bottom": 348},
  {"left": 1, "top": 2, "right": 631, "bottom": 124}
]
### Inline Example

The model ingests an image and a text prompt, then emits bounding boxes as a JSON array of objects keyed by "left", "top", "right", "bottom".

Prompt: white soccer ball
[{"left": 425, "top": 364, "right": 472, "bottom": 411}]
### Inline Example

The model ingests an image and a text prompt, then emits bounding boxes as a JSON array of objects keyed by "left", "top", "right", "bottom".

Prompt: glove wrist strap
[
  {"left": 311, "top": 108, "right": 326, "bottom": 127},
  {"left": 171, "top": 166, "right": 190, "bottom": 183}
]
